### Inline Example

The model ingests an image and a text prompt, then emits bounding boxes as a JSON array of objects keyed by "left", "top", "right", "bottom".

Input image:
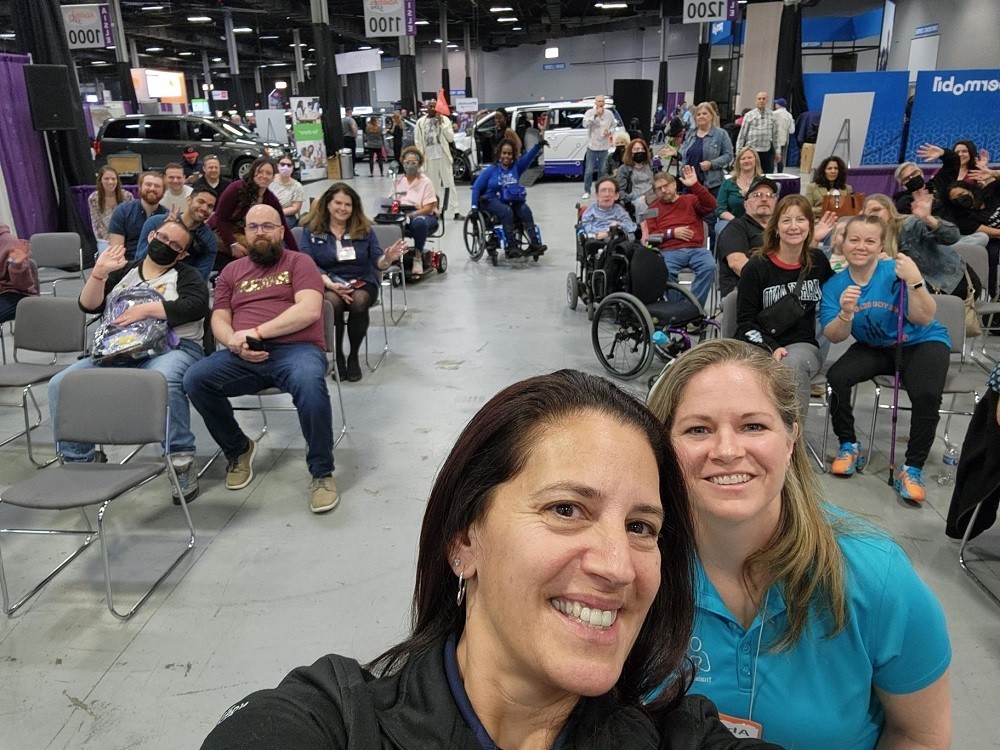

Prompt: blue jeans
[
  {"left": 48, "top": 339, "right": 203, "bottom": 461},
  {"left": 0, "top": 291, "right": 28, "bottom": 324},
  {"left": 183, "top": 343, "right": 334, "bottom": 478},
  {"left": 661, "top": 247, "right": 715, "bottom": 306},
  {"left": 408, "top": 215, "right": 439, "bottom": 252},
  {"left": 481, "top": 196, "right": 535, "bottom": 248},
  {"left": 583, "top": 148, "right": 608, "bottom": 193}
]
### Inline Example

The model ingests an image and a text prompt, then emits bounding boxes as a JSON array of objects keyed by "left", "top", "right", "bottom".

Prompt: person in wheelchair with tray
[
  {"left": 468, "top": 133, "right": 548, "bottom": 263},
  {"left": 569, "top": 176, "right": 638, "bottom": 314},
  {"left": 376, "top": 146, "right": 443, "bottom": 279}
]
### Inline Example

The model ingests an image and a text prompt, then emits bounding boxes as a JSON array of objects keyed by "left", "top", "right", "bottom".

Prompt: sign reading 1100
[
  {"left": 363, "top": 0, "right": 416, "bottom": 38},
  {"left": 683, "top": 0, "right": 739, "bottom": 24}
]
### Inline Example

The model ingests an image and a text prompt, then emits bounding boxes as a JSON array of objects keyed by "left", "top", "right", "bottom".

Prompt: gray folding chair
[
  {"left": 867, "top": 294, "right": 982, "bottom": 468},
  {"left": 953, "top": 243, "right": 999, "bottom": 368},
  {"left": 372, "top": 221, "right": 407, "bottom": 325},
  {"left": 0, "top": 369, "right": 195, "bottom": 619},
  {"left": 290, "top": 225, "right": 305, "bottom": 247},
  {"left": 29, "top": 232, "right": 85, "bottom": 296},
  {"left": 197, "top": 300, "right": 348, "bottom": 477},
  {"left": 0, "top": 296, "right": 86, "bottom": 466}
]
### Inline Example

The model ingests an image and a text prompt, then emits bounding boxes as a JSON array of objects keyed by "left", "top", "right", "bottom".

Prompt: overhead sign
[
  {"left": 543, "top": 62, "right": 566, "bottom": 71},
  {"left": 683, "top": 0, "right": 738, "bottom": 25},
  {"left": 914, "top": 24, "right": 939, "bottom": 37},
  {"left": 210, "top": 89, "right": 229, "bottom": 101},
  {"left": 61, "top": 4, "right": 114, "bottom": 50},
  {"left": 363, "top": 0, "right": 416, "bottom": 38}
]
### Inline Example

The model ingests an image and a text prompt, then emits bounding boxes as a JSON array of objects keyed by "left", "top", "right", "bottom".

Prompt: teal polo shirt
[{"left": 688, "top": 510, "right": 950, "bottom": 749}]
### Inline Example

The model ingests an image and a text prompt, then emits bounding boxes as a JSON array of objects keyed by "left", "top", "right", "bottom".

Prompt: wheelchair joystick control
[{"left": 390, "top": 199, "right": 400, "bottom": 213}]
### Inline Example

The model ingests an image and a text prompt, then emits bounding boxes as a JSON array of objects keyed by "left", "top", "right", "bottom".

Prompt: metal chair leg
[
  {"left": 387, "top": 267, "right": 408, "bottom": 325},
  {"left": 958, "top": 501, "right": 1000, "bottom": 608},
  {"left": 365, "top": 295, "right": 390, "bottom": 372}
]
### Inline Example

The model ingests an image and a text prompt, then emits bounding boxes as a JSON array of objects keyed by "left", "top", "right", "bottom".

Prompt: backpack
[{"left": 92, "top": 286, "right": 177, "bottom": 366}]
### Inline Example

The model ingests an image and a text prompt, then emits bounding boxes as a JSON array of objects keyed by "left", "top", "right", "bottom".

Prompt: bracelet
[
  {"left": 91, "top": 273, "right": 107, "bottom": 282},
  {"left": 837, "top": 312, "right": 853, "bottom": 323},
  {"left": 909, "top": 280, "right": 925, "bottom": 290},
  {"left": 254, "top": 326, "right": 264, "bottom": 340}
]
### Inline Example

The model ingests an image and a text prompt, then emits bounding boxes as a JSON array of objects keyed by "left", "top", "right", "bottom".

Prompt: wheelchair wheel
[
  {"left": 591, "top": 292, "right": 655, "bottom": 380},
  {"left": 437, "top": 253, "right": 448, "bottom": 273},
  {"left": 463, "top": 211, "right": 486, "bottom": 261},
  {"left": 566, "top": 272, "right": 579, "bottom": 310}
]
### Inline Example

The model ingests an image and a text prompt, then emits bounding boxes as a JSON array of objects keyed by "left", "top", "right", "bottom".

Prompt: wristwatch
[{"left": 909, "top": 280, "right": 925, "bottom": 290}]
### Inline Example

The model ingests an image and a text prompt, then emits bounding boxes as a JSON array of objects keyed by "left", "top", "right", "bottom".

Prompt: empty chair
[{"left": 29, "top": 232, "right": 85, "bottom": 296}]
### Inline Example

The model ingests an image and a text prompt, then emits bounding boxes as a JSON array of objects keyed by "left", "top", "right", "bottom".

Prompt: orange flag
[{"left": 435, "top": 88, "right": 451, "bottom": 117}]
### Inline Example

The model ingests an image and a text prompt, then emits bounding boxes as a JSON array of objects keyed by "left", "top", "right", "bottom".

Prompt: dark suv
[{"left": 95, "top": 114, "right": 294, "bottom": 179}]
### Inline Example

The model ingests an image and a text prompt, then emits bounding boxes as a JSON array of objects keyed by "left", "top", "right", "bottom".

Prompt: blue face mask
[{"left": 404, "top": 163, "right": 420, "bottom": 176}]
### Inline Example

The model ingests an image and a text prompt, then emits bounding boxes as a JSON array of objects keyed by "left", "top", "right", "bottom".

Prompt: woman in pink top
[{"left": 393, "top": 146, "right": 439, "bottom": 276}]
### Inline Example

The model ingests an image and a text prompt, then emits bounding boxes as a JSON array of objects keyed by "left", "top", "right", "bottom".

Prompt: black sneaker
[
  {"left": 346, "top": 354, "right": 362, "bottom": 382},
  {"left": 171, "top": 457, "right": 200, "bottom": 505},
  {"left": 335, "top": 353, "right": 348, "bottom": 380}
]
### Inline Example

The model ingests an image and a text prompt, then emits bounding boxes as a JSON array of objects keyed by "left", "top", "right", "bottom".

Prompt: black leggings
[
  {"left": 826, "top": 340, "right": 950, "bottom": 469},
  {"left": 326, "top": 285, "right": 376, "bottom": 357},
  {"left": 365, "top": 148, "right": 385, "bottom": 175}
]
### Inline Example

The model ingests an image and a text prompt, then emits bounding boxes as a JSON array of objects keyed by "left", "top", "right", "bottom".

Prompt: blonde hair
[
  {"left": 862, "top": 193, "right": 903, "bottom": 258},
  {"left": 732, "top": 146, "right": 762, "bottom": 179},
  {"left": 647, "top": 339, "right": 848, "bottom": 650}
]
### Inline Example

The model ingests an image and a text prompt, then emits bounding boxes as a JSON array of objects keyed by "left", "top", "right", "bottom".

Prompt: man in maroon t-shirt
[{"left": 184, "top": 205, "right": 339, "bottom": 514}]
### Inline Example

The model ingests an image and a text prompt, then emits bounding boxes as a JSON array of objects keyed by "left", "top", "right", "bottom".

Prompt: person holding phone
[{"left": 301, "top": 182, "right": 406, "bottom": 382}]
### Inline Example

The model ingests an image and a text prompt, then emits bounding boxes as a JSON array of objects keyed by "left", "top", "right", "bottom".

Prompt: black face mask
[
  {"left": 632, "top": 152, "right": 647, "bottom": 163},
  {"left": 248, "top": 239, "right": 283, "bottom": 267},
  {"left": 147, "top": 239, "right": 179, "bottom": 266},
  {"left": 953, "top": 193, "right": 975, "bottom": 210},
  {"left": 904, "top": 175, "right": 925, "bottom": 193}
]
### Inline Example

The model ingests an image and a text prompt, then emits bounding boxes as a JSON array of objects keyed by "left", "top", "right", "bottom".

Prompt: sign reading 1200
[{"left": 683, "top": 0, "right": 736, "bottom": 24}]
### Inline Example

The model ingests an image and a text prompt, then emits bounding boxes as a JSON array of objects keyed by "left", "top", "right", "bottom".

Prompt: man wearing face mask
[
  {"left": 47, "top": 219, "right": 209, "bottom": 504},
  {"left": 135, "top": 187, "right": 219, "bottom": 280},
  {"left": 892, "top": 142, "right": 960, "bottom": 215},
  {"left": 184, "top": 204, "right": 339, "bottom": 514},
  {"left": 392, "top": 146, "right": 438, "bottom": 276}
]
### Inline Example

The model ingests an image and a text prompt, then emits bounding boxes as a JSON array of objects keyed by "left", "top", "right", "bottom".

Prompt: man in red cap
[{"left": 182, "top": 145, "right": 203, "bottom": 185}]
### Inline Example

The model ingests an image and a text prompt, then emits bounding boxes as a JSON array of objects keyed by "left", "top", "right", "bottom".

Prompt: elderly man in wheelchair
[
  {"left": 466, "top": 136, "right": 548, "bottom": 265},
  {"left": 567, "top": 176, "right": 638, "bottom": 316}
]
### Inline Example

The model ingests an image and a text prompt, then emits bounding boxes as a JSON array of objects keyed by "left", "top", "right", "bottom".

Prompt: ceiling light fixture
[
  {"left": 490, "top": 6, "right": 514, "bottom": 11},
  {"left": 232, "top": 27, "right": 252, "bottom": 33},
  {"left": 92, "top": 60, "right": 110, "bottom": 65},
  {"left": 146, "top": 46, "right": 163, "bottom": 52},
  {"left": 511, "top": 26, "right": 522, "bottom": 30},
  {"left": 142, "top": 5, "right": 164, "bottom": 10},
  {"left": 259, "top": 35, "right": 279, "bottom": 40},
  {"left": 289, "top": 43, "right": 306, "bottom": 47},
  {"left": 447, "top": 43, "right": 458, "bottom": 48},
  {"left": 0, "top": 32, "right": 17, "bottom": 40},
  {"left": 274, "top": 81, "right": 287, "bottom": 89},
  {"left": 188, "top": 16, "right": 211, "bottom": 22},
  {"left": 179, "top": 51, "right": 194, "bottom": 56},
  {"left": 595, "top": 3, "right": 629, "bottom": 8},
  {"left": 359, "top": 45, "right": 371, "bottom": 50},
  {"left": 211, "top": 57, "right": 222, "bottom": 62},
  {"left": 433, "top": 37, "right": 443, "bottom": 43},
  {"left": 497, "top": 17, "right": 518, "bottom": 22},
  {"left": 415, "top": 20, "right": 429, "bottom": 25},
  {"left": 545, "top": 46, "right": 559, "bottom": 58}
]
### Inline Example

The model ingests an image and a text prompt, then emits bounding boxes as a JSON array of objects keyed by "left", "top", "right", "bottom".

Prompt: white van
[{"left": 469, "top": 98, "right": 625, "bottom": 178}]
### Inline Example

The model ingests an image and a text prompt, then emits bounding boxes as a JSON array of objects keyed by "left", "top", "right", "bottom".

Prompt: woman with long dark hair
[
  {"left": 952, "top": 139, "right": 979, "bottom": 183},
  {"left": 201, "top": 370, "right": 779, "bottom": 749},
  {"left": 805, "top": 155, "right": 854, "bottom": 218},
  {"left": 208, "top": 157, "right": 298, "bottom": 270}
]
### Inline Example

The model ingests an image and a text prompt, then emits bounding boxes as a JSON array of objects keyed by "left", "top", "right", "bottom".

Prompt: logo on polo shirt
[{"left": 690, "top": 636, "right": 712, "bottom": 683}]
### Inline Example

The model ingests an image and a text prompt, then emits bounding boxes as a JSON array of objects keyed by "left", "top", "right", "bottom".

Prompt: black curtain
[
  {"left": 11, "top": 0, "right": 97, "bottom": 263},
  {"left": 345, "top": 72, "right": 369, "bottom": 107},
  {"left": 693, "top": 42, "right": 711, "bottom": 104},
  {"left": 464, "top": 74, "right": 472, "bottom": 98},
  {"left": 657, "top": 60, "right": 670, "bottom": 113},
  {"left": 441, "top": 69, "right": 451, "bottom": 106},
  {"left": 774, "top": 2, "right": 807, "bottom": 117},
  {"left": 400, "top": 54, "right": 418, "bottom": 114},
  {"left": 312, "top": 23, "right": 342, "bottom": 160}
]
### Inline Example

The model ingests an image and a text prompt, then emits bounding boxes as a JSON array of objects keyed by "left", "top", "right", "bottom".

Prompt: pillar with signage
[
  {"left": 682, "top": 1, "right": 739, "bottom": 105},
  {"left": 363, "top": 0, "right": 416, "bottom": 109},
  {"left": 291, "top": 96, "right": 327, "bottom": 182},
  {"left": 310, "top": 0, "right": 343, "bottom": 167}
]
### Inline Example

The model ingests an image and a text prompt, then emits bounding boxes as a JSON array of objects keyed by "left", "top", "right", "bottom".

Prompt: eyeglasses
[
  {"left": 153, "top": 231, "right": 186, "bottom": 254},
  {"left": 245, "top": 222, "right": 282, "bottom": 234},
  {"left": 748, "top": 191, "right": 776, "bottom": 200},
  {"left": 654, "top": 184, "right": 673, "bottom": 192},
  {"left": 402, "top": 160, "right": 420, "bottom": 166}
]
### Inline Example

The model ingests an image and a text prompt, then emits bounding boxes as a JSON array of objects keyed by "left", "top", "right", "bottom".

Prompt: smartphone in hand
[
  {"left": 246, "top": 335, "right": 267, "bottom": 352},
  {"left": 349, "top": 278, "right": 366, "bottom": 289}
]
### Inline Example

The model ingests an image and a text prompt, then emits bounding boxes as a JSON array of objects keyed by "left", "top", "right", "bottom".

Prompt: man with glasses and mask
[
  {"left": 715, "top": 176, "right": 779, "bottom": 297},
  {"left": 47, "top": 219, "right": 209, "bottom": 504},
  {"left": 184, "top": 204, "right": 340, "bottom": 514},
  {"left": 135, "top": 187, "right": 219, "bottom": 280}
]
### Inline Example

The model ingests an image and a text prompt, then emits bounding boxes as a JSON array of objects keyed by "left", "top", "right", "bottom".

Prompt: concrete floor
[{"left": 1, "top": 172, "right": 998, "bottom": 749}]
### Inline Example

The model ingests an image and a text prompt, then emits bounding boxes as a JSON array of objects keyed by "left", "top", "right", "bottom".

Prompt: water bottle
[
  {"left": 936, "top": 446, "right": 959, "bottom": 486},
  {"left": 652, "top": 330, "right": 668, "bottom": 347}
]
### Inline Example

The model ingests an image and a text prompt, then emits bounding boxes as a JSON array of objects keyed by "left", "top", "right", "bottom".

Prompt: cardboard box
[
  {"left": 800, "top": 143, "right": 815, "bottom": 174},
  {"left": 327, "top": 156, "right": 341, "bottom": 180}
]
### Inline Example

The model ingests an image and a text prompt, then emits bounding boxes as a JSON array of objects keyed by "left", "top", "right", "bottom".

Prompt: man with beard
[
  {"left": 183, "top": 204, "right": 339, "bottom": 514},
  {"left": 192, "top": 155, "right": 232, "bottom": 195},
  {"left": 47, "top": 219, "right": 208, "bottom": 504},
  {"left": 715, "top": 176, "right": 779, "bottom": 297},
  {"left": 135, "top": 187, "right": 219, "bottom": 280},
  {"left": 108, "top": 170, "right": 167, "bottom": 260}
]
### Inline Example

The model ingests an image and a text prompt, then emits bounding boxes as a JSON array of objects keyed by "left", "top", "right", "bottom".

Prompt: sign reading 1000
[{"left": 683, "top": 0, "right": 731, "bottom": 24}]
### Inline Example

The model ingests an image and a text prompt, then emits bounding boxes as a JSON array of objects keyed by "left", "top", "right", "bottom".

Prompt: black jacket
[
  {"left": 200, "top": 639, "right": 783, "bottom": 750},
  {"left": 946, "top": 388, "right": 1000, "bottom": 541},
  {"left": 893, "top": 147, "right": 959, "bottom": 215}
]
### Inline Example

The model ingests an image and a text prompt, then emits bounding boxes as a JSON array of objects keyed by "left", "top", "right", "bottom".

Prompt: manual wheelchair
[
  {"left": 463, "top": 207, "right": 545, "bottom": 265},
  {"left": 591, "top": 241, "right": 719, "bottom": 382}
]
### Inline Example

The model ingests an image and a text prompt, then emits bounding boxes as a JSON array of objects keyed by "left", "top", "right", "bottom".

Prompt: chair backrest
[
  {"left": 290, "top": 225, "right": 305, "bottom": 247},
  {"left": 933, "top": 293, "right": 966, "bottom": 356},
  {"left": 629, "top": 245, "right": 670, "bottom": 305},
  {"left": 952, "top": 243, "right": 988, "bottom": 299},
  {"left": 372, "top": 222, "right": 403, "bottom": 251},
  {"left": 322, "top": 299, "right": 336, "bottom": 353},
  {"left": 56, "top": 369, "right": 168, "bottom": 447},
  {"left": 29, "top": 232, "right": 82, "bottom": 271},
  {"left": 721, "top": 290, "right": 738, "bottom": 338},
  {"left": 13, "top": 296, "right": 86, "bottom": 353}
]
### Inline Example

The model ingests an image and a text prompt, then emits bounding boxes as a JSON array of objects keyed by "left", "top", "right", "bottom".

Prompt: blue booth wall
[
  {"left": 905, "top": 69, "right": 1000, "bottom": 163},
  {"left": 802, "top": 71, "right": 909, "bottom": 165}
]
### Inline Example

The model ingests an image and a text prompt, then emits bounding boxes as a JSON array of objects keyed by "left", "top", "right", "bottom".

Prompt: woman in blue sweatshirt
[{"left": 471, "top": 137, "right": 547, "bottom": 256}]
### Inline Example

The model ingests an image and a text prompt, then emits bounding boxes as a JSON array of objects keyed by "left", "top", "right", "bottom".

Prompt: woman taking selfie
[
  {"left": 648, "top": 339, "right": 952, "bottom": 750},
  {"left": 202, "top": 371, "right": 779, "bottom": 749}
]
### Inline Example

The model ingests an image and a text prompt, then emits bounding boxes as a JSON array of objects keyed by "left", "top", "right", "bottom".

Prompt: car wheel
[
  {"left": 452, "top": 154, "right": 470, "bottom": 183},
  {"left": 234, "top": 159, "right": 253, "bottom": 180}
]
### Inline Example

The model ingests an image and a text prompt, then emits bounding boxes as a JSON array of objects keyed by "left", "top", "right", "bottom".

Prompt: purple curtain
[{"left": 0, "top": 53, "right": 57, "bottom": 237}]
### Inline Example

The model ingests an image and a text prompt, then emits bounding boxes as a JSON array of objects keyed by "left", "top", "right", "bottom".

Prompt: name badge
[
  {"left": 718, "top": 713, "right": 763, "bottom": 740},
  {"left": 336, "top": 240, "right": 356, "bottom": 262}
]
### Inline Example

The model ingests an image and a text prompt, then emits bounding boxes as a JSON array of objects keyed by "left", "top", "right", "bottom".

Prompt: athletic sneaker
[
  {"left": 309, "top": 476, "right": 340, "bottom": 513},
  {"left": 411, "top": 253, "right": 423, "bottom": 276},
  {"left": 226, "top": 439, "right": 257, "bottom": 490},
  {"left": 831, "top": 441, "right": 865, "bottom": 476},
  {"left": 581, "top": 192, "right": 590, "bottom": 200},
  {"left": 171, "top": 456, "right": 200, "bottom": 505},
  {"left": 894, "top": 465, "right": 926, "bottom": 503}
]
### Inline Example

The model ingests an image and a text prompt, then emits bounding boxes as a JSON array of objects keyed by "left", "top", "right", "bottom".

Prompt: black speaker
[
  {"left": 613, "top": 79, "right": 654, "bottom": 141},
  {"left": 23, "top": 65, "right": 80, "bottom": 131}
]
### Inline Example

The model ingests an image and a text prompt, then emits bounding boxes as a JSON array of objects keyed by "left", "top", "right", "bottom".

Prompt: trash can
[{"left": 339, "top": 148, "right": 354, "bottom": 179}]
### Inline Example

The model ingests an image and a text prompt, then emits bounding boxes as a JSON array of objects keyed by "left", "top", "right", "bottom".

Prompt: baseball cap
[
  {"left": 182, "top": 145, "right": 198, "bottom": 156},
  {"left": 748, "top": 176, "right": 779, "bottom": 195},
  {"left": 774, "top": 98, "right": 787, "bottom": 107}
]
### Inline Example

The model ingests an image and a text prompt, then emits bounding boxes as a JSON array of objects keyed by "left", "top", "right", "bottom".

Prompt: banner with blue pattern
[{"left": 905, "top": 69, "right": 1000, "bottom": 163}]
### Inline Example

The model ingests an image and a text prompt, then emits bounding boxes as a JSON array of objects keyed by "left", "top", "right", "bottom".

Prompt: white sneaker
[{"left": 581, "top": 192, "right": 590, "bottom": 200}]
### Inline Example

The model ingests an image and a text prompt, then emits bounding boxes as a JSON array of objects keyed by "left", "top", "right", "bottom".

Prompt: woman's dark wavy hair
[
  {"left": 368, "top": 370, "right": 697, "bottom": 717},
  {"left": 952, "top": 139, "right": 978, "bottom": 168},
  {"left": 493, "top": 137, "right": 519, "bottom": 163},
  {"left": 233, "top": 156, "right": 275, "bottom": 219},
  {"left": 944, "top": 180, "right": 983, "bottom": 210},
  {"left": 812, "top": 155, "right": 848, "bottom": 190}
]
